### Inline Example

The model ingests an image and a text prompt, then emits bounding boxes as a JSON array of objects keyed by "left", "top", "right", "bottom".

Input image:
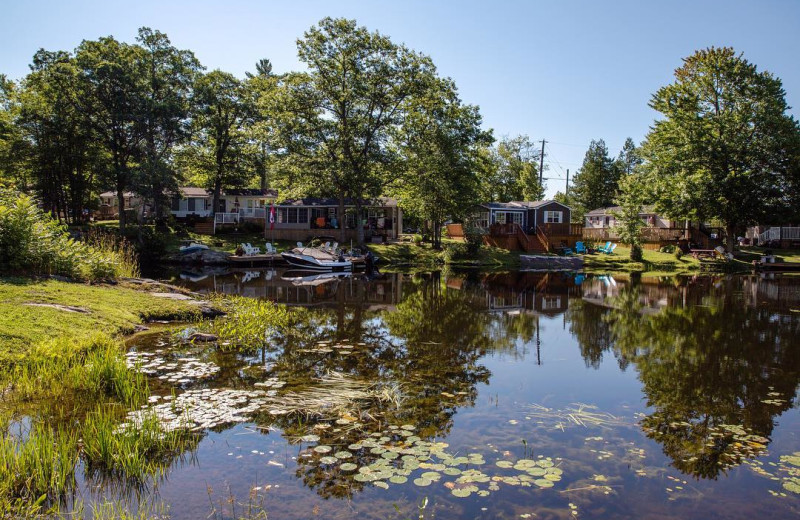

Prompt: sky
[{"left": 3, "top": 0, "right": 799, "bottom": 198}]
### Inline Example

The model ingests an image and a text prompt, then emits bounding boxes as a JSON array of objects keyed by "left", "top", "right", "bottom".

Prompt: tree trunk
[
  {"left": 117, "top": 187, "right": 126, "bottom": 232},
  {"left": 338, "top": 194, "right": 346, "bottom": 244},
  {"left": 212, "top": 177, "right": 222, "bottom": 217},
  {"left": 725, "top": 223, "right": 736, "bottom": 253},
  {"left": 355, "top": 201, "right": 365, "bottom": 247}
]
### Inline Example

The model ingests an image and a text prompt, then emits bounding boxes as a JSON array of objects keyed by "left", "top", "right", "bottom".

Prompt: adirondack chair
[
  {"left": 603, "top": 243, "right": 618, "bottom": 255},
  {"left": 264, "top": 242, "right": 276, "bottom": 254},
  {"left": 575, "top": 241, "right": 587, "bottom": 254},
  {"left": 296, "top": 241, "right": 304, "bottom": 248},
  {"left": 242, "top": 243, "right": 260, "bottom": 255},
  {"left": 597, "top": 241, "right": 613, "bottom": 253}
]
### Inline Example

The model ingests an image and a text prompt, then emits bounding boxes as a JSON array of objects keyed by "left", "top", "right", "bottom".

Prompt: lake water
[{"left": 92, "top": 270, "right": 800, "bottom": 518}]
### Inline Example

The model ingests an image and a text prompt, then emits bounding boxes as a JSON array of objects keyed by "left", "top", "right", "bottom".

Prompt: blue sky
[{"left": 3, "top": 0, "right": 799, "bottom": 197}]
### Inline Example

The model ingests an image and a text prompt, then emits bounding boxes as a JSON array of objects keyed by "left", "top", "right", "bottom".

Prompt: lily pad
[
  {"left": 496, "top": 460, "right": 514, "bottom": 468},
  {"left": 313, "top": 445, "right": 332, "bottom": 454},
  {"left": 334, "top": 451, "right": 352, "bottom": 459},
  {"left": 390, "top": 475, "right": 408, "bottom": 484},
  {"left": 374, "top": 481, "right": 389, "bottom": 490},
  {"left": 451, "top": 488, "right": 472, "bottom": 498},
  {"left": 413, "top": 477, "right": 432, "bottom": 487},
  {"left": 340, "top": 463, "right": 358, "bottom": 471},
  {"left": 534, "top": 479, "right": 555, "bottom": 488},
  {"left": 320, "top": 456, "right": 338, "bottom": 464}
]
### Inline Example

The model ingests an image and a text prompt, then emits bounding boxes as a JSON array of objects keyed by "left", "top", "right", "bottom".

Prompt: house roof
[
  {"left": 585, "top": 205, "right": 657, "bottom": 216},
  {"left": 478, "top": 200, "right": 571, "bottom": 211},
  {"left": 99, "top": 191, "right": 136, "bottom": 198},
  {"left": 278, "top": 197, "right": 398, "bottom": 207},
  {"left": 223, "top": 188, "right": 278, "bottom": 198},
  {"left": 179, "top": 187, "right": 210, "bottom": 197}
]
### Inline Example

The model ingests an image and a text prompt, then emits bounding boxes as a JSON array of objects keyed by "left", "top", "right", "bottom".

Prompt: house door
[{"left": 217, "top": 199, "right": 226, "bottom": 213}]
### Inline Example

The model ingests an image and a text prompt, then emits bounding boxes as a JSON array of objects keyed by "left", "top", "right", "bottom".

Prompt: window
[
  {"left": 188, "top": 198, "right": 196, "bottom": 211},
  {"left": 171, "top": 197, "right": 180, "bottom": 211},
  {"left": 544, "top": 211, "right": 562, "bottom": 223},
  {"left": 542, "top": 296, "right": 562, "bottom": 310},
  {"left": 277, "top": 207, "right": 308, "bottom": 224}
]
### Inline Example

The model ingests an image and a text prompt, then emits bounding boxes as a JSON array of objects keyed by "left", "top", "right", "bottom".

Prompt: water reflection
[{"left": 151, "top": 269, "right": 800, "bottom": 515}]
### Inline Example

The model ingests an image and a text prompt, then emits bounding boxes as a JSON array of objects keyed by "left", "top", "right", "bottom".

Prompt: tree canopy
[
  {"left": 569, "top": 138, "right": 620, "bottom": 222},
  {"left": 641, "top": 47, "right": 800, "bottom": 250}
]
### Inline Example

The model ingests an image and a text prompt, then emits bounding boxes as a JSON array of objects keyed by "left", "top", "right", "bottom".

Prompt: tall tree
[
  {"left": 17, "top": 50, "right": 100, "bottom": 223},
  {"left": 480, "top": 135, "right": 543, "bottom": 202},
  {"left": 0, "top": 75, "right": 32, "bottom": 189},
  {"left": 280, "top": 17, "right": 434, "bottom": 244},
  {"left": 614, "top": 137, "right": 642, "bottom": 176},
  {"left": 394, "top": 77, "right": 492, "bottom": 249},
  {"left": 185, "top": 70, "right": 252, "bottom": 214},
  {"left": 75, "top": 36, "right": 146, "bottom": 231},
  {"left": 569, "top": 139, "right": 619, "bottom": 222},
  {"left": 612, "top": 173, "right": 647, "bottom": 260},
  {"left": 641, "top": 47, "right": 800, "bottom": 251},
  {"left": 246, "top": 60, "right": 281, "bottom": 190},
  {"left": 134, "top": 28, "right": 202, "bottom": 222}
]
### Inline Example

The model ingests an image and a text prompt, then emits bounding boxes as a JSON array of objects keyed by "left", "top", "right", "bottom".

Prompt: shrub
[
  {"left": 659, "top": 244, "right": 676, "bottom": 253},
  {"left": 0, "top": 187, "right": 138, "bottom": 280},
  {"left": 674, "top": 248, "right": 684, "bottom": 260},
  {"left": 413, "top": 234, "right": 423, "bottom": 246},
  {"left": 464, "top": 227, "right": 483, "bottom": 255},
  {"left": 630, "top": 244, "right": 643, "bottom": 262},
  {"left": 442, "top": 242, "right": 469, "bottom": 263}
]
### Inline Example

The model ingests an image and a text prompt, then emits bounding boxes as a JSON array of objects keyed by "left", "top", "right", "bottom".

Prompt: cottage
[
  {"left": 97, "top": 191, "right": 146, "bottom": 219},
  {"left": 471, "top": 200, "right": 579, "bottom": 252},
  {"left": 584, "top": 205, "right": 676, "bottom": 230}
]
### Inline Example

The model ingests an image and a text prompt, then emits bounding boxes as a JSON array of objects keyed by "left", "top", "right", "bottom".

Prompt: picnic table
[{"left": 690, "top": 249, "right": 716, "bottom": 259}]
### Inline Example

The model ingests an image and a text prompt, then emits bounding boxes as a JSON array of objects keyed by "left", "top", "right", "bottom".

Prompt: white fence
[
  {"left": 758, "top": 226, "right": 800, "bottom": 245},
  {"left": 215, "top": 213, "right": 240, "bottom": 224}
]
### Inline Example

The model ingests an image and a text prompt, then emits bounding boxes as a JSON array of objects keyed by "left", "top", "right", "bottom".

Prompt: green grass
[
  {"left": 737, "top": 246, "right": 800, "bottom": 263},
  {"left": 581, "top": 246, "right": 702, "bottom": 274},
  {"left": 368, "top": 240, "right": 525, "bottom": 270},
  {"left": 0, "top": 277, "right": 202, "bottom": 364}
]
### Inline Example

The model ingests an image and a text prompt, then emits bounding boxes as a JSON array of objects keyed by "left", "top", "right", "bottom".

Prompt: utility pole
[
  {"left": 539, "top": 139, "right": 546, "bottom": 185},
  {"left": 566, "top": 169, "right": 570, "bottom": 197}
]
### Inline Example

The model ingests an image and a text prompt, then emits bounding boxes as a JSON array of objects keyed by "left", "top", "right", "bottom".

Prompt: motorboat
[
  {"left": 280, "top": 246, "right": 353, "bottom": 271},
  {"left": 179, "top": 242, "right": 210, "bottom": 254}
]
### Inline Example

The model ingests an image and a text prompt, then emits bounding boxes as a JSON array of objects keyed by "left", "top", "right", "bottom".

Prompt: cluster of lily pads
[
  {"left": 125, "top": 350, "right": 220, "bottom": 385},
  {"left": 747, "top": 451, "right": 800, "bottom": 497},
  {"left": 294, "top": 424, "right": 565, "bottom": 499},
  {"left": 121, "top": 388, "right": 270, "bottom": 432}
]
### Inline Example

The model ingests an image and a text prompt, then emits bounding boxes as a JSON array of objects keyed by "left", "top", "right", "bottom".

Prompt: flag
[{"left": 269, "top": 204, "right": 275, "bottom": 230}]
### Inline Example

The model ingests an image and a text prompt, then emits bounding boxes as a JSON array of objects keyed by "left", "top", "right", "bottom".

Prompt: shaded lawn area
[
  {"left": 582, "top": 245, "right": 702, "bottom": 273},
  {"left": 0, "top": 277, "right": 201, "bottom": 364},
  {"left": 368, "top": 240, "right": 525, "bottom": 270},
  {"left": 737, "top": 246, "right": 800, "bottom": 263}
]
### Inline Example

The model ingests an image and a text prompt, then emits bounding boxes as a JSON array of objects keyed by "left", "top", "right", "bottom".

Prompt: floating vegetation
[
  {"left": 522, "top": 403, "right": 628, "bottom": 430},
  {"left": 126, "top": 351, "right": 220, "bottom": 385},
  {"left": 121, "top": 389, "right": 270, "bottom": 432},
  {"left": 779, "top": 453, "right": 800, "bottom": 494}
]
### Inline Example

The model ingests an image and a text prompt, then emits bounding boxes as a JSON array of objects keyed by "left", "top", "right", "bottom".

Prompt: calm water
[{"left": 92, "top": 270, "right": 800, "bottom": 518}]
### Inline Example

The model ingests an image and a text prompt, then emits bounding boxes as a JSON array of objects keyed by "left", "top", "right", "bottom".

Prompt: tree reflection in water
[{"left": 576, "top": 275, "right": 800, "bottom": 479}]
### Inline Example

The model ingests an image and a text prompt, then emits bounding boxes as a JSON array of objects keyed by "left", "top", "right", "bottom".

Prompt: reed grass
[
  {"left": 84, "top": 229, "right": 141, "bottom": 279},
  {"left": 82, "top": 405, "right": 194, "bottom": 482}
]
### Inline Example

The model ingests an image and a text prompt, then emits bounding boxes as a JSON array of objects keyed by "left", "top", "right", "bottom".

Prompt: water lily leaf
[
  {"left": 353, "top": 473, "right": 375, "bottom": 482},
  {"left": 401, "top": 424, "right": 416, "bottom": 430},
  {"left": 444, "top": 468, "right": 462, "bottom": 476},
  {"left": 340, "top": 463, "right": 358, "bottom": 472},
  {"left": 534, "top": 479, "right": 555, "bottom": 488},
  {"left": 390, "top": 475, "right": 408, "bottom": 484},
  {"left": 313, "top": 445, "right": 332, "bottom": 454},
  {"left": 381, "top": 451, "right": 399, "bottom": 460},
  {"left": 527, "top": 467, "right": 546, "bottom": 476},
  {"left": 414, "top": 477, "right": 432, "bottom": 487},
  {"left": 300, "top": 434, "right": 320, "bottom": 442},
  {"left": 320, "top": 456, "right": 337, "bottom": 464},
  {"left": 374, "top": 481, "right": 389, "bottom": 489},
  {"left": 348, "top": 443, "right": 363, "bottom": 451},
  {"left": 544, "top": 473, "right": 562, "bottom": 482},
  {"left": 477, "top": 490, "right": 490, "bottom": 497},
  {"left": 451, "top": 488, "right": 472, "bottom": 498},
  {"left": 370, "top": 447, "right": 386, "bottom": 455},
  {"left": 421, "top": 471, "right": 441, "bottom": 481},
  {"left": 496, "top": 461, "right": 514, "bottom": 468},
  {"left": 334, "top": 451, "right": 352, "bottom": 459}
]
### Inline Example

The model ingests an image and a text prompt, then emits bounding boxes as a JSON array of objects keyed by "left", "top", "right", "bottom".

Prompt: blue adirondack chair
[
  {"left": 597, "top": 241, "right": 612, "bottom": 253},
  {"left": 575, "top": 241, "right": 587, "bottom": 254},
  {"left": 602, "top": 243, "right": 618, "bottom": 255}
]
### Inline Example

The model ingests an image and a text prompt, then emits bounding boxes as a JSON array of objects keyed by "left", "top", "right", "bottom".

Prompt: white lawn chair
[
  {"left": 331, "top": 242, "right": 338, "bottom": 252},
  {"left": 297, "top": 241, "right": 303, "bottom": 249},
  {"left": 264, "top": 242, "right": 276, "bottom": 254},
  {"left": 242, "top": 243, "right": 260, "bottom": 256},
  {"left": 323, "top": 241, "right": 331, "bottom": 252}
]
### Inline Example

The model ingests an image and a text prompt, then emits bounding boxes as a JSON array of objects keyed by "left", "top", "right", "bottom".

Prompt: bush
[
  {"left": 674, "top": 248, "right": 684, "bottom": 260},
  {"left": 464, "top": 227, "right": 483, "bottom": 255},
  {"left": 442, "top": 242, "right": 469, "bottom": 263},
  {"left": 659, "top": 244, "right": 676, "bottom": 253},
  {"left": 413, "top": 234, "right": 423, "bottom": 246},
  {"left": 0, "top": 187, "right": 138, "bottom": 280}
]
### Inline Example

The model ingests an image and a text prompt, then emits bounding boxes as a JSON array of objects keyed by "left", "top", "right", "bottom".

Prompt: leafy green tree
[
  {"left": 279, "top": 18, "right": 434, "bottom": 244},
  {"left": 569, "top": 139, "right": 619, "bottom": 222},
  {"left": 612, "top": 173, "right": 647, "bottom": 260},
  {"left": 614, "top": 137, "right": 642, "bottom": 176},
  {"left": 479, "top": 135, "right": 543, "bottom": 202},
  {"left": 0, "top": 75, "right": 32, "bottom": 189},
  {"left": 75, "top": 37, "right": 146, "bottom": 231},
  {"left": 393, "top": 77, "right": 492, "bottom": 249},
  {"left": 17, "top": 50, "right": 101, "bottom": 223},
  {"left": 245, "top": 61, "right": 282, "bottom": 190},
  {"left": 183, "top": 70, "right": 252, "bottom": 214},
  {"left": 134, "top": 28, "right": 202, "bottom": 222},
  {"left": 641, "top": 47, "right": 800, "bottom": 251}
]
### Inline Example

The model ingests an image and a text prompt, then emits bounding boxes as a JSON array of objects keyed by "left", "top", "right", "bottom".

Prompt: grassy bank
[
  {"left": 581, "top": 246, "right": 704, "bottom": 274},
  {"left": 368, "top": 240, "right": 525, "bottom": 270},
  {"left": 0, "top": 277, "right": 202, "bottom": 365},
  {"left": 0, "top": 278, "right": 203, "bottom": 517}
]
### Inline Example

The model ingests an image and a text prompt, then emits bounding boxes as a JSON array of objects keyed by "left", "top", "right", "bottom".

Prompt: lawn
[
  {"left": 368, "top": 240, "right": 525, "bottom": 270},
  {"left": 737, "top": 246, "right": 800, "bottom": 264},
  {"left": 581, "top": 245, "right": 702, "bottom": 273},
  {"left": 0, "top": 277, "right": 202, "bottom": 364}
]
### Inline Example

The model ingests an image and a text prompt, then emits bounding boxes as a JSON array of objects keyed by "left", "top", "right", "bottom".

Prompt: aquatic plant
[
  {"left": 209, "top": 295, "right": 295, "bottom": 351},
  {"left": 81, "top": 404, "right": 194, "bottom": 481}
]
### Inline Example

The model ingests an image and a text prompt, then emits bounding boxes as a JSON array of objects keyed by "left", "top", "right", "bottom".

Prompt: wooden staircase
[
  {"left": 515, "top": 224, "right": 546, "bottom": 252},
  {"left": 194, "top": 221, "right": 215, "bottom": 235}
]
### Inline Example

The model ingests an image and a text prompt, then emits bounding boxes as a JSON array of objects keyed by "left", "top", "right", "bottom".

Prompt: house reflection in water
[{"left": 477, "top": 271, "right": 579, "bottom": 317}]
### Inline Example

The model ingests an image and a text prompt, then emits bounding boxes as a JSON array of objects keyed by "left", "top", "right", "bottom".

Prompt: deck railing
[
  {"left": 214, "top": 212, "right": 240, "bottom": 224},
  {"left": 539, "top": 223, "right": 583, "bottom": 236}
]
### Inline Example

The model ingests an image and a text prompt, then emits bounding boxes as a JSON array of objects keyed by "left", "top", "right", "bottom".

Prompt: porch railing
[
  {"left": 539, "top": 223, "right": 583, "bottom": 236},
  {"left": 237, "top": 207, "right": 267, "bottom": 219},
  {"left": 214, "top": 212, "right": 240, "bottom": 224},
  {"left": 759, "top": 226, "right": 800, "bottom": 244}
]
